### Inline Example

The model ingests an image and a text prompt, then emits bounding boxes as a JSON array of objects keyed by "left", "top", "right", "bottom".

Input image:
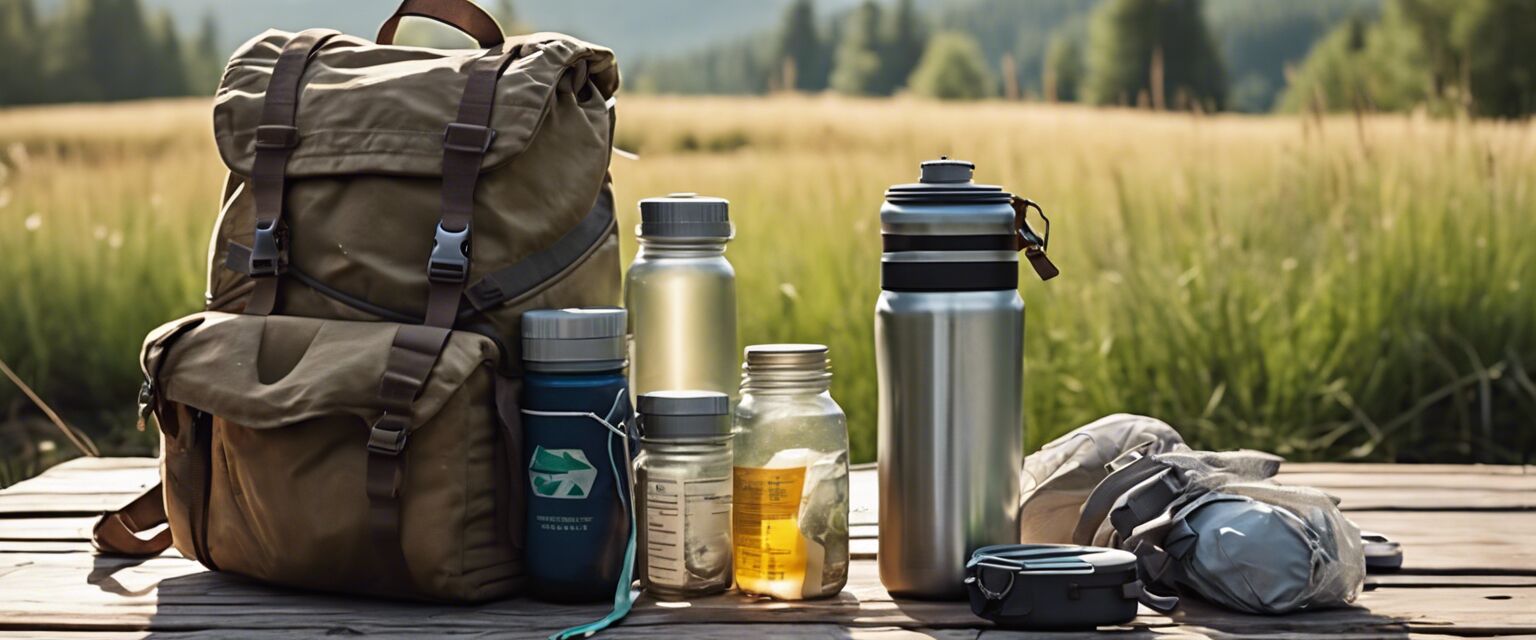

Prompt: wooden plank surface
[
  {"left": 0, "top": 458, "right": 1532, "bottom": 638},
  {"left": 0, "top": 458, "right": 158, "bottom": 516},
  {"left": 2, "top": 551, "right": 1532, "bottom": 636}
]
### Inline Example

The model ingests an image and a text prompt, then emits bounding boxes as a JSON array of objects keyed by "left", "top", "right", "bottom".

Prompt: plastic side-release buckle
[
  {"left": 428, "top": 223, "right": 470, "bottom": 283},
  {"left": 248, "top": 221, "right": 286, "bottom": 277},
  {"left": 254, "top": 124, "right": 300, "bottom": 150},
  {"left": 367, "top": 414, "right": 409, "bottom": 456},
  {"left": 443, "top": 122, "right": 497, "bottom": 155}
]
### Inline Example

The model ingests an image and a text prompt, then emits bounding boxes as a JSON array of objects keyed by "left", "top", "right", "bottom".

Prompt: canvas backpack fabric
[
  {"left": 91, "top": 0, "right": 622, "bottom": 603},
  {"left": 1019, "top": 415, "right": 1366, "bottom": 614}
]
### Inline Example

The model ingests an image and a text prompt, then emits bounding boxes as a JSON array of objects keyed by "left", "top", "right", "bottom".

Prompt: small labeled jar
[
  {"left": 732, "top": 344, "right": 850, "bottom": 600},
  {"left": 635, "top": 390, "right": 734, "bottom": 599}
]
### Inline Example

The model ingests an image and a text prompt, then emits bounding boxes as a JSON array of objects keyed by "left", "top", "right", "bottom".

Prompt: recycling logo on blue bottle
[{"left": 529, "top": 446, "right": 598, "bottom": 499}]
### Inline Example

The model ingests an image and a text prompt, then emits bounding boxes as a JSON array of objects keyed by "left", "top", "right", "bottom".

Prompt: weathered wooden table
[{"left": 0, "top": 458, "right": 1531, "bottom": 638}]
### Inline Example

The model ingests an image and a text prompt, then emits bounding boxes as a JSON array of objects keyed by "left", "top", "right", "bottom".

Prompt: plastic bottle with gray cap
[
  {"left": 521, "top": 307, "right": 635, "bottom": 603},
  {"left": 625, "top": 193, "right": 738, "bottom": 400}
]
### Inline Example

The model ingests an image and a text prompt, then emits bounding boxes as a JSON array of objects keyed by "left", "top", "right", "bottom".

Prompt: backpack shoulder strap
[
  {"left": 423, "top": 41, "right": 527, "bottom": 327},
  {"left": 245, "top": 28, "right": 342, "bottom": 316},
  {"left": 91, "top": 483, "right": 171, "bottom": 557}
]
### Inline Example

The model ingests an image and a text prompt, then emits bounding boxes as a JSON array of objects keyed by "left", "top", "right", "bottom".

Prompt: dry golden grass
[{"left": 1, "top": 96, "right": 1532, "bottom": 478}]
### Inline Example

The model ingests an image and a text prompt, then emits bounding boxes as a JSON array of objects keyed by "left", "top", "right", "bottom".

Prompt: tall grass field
[{"left": 0, "top": 96, "right": 1532, "bottom": 482}]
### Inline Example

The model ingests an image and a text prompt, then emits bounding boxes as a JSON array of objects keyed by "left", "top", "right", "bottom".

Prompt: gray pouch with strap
[
  {"left": 1078, "top": 449, "right": 1365, "bottom": 614},
  {"left": 1019, "top": 414, "right": 1186, "bottom": 543}
]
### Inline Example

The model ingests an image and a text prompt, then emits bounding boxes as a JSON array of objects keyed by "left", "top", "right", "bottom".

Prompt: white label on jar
[{"left": 645, "top": 474, "right": 731, "bottom": 588}]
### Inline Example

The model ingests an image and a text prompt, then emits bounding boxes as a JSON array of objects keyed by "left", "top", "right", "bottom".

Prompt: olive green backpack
[{"left": 90, "top": 0, "right": 621, "bottom": 602}]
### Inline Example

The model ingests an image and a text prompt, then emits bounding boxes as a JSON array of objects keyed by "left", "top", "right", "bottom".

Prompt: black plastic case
[{"left": 964, "top": 544, "right": 1144, "bottom": 630}]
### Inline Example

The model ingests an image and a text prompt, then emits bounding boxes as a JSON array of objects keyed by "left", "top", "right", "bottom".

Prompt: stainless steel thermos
[{"left": 875, "top": 158, "right": 1057, "bottom": 599}]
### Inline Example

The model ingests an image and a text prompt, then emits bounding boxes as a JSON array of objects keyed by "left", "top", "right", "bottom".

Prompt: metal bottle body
[
  {"left": 875, "top": 289, "right": 1024, "bottom": 599},
  {"left": 874, "top": 162, "right": 1028, "bottom": 601},
  {"left": 625, "top": 238, "right": 738, "bottom": 399}
]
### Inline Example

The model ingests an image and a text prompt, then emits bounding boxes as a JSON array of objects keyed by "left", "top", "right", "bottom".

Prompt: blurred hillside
[
  {"left": 635, "top": 0, "right": 1377, "bottom": 112},
  {"left": 30, "top": 0, "right": 877, "bottom": 59},
  {"left": 6, "top": 0, "right": 1532, "bottom": 117}
]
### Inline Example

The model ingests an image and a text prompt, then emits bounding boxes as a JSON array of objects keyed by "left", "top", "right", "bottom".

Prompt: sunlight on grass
[{"left": 1, "top": 96, "right": 1532, "bottom": 471}]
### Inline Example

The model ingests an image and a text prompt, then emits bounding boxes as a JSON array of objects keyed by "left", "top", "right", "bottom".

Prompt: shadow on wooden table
[
  {"left": 1164, "top": 597, "right": 1411, "bottom": 638},
  {"left": 87, "top": 553, "right": 918, "bottom": 638},
  {"left": 81, "top": 554, "right": 1417, "bottom": 639},
  {"left": 881, "top": 594, "right": 1413, "bottom": 639}
]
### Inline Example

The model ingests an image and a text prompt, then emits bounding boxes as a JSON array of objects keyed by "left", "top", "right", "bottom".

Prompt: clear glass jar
[
  {"left": 732, "top": 344, "right": 850, "bottom": 600},
  {"left": 635, "top": 391, "right": 734, "bottom": 600}
]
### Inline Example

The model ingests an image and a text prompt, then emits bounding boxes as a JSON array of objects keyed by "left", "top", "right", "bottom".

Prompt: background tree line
[
  {"left": 1277, "top": 0, "right": 1536, "bottom": 118},
  {"left": 0, "top": 0, "right": 221, "bottom": 105},
  {"left": 2, "top": 0, "right": 1533, "bottom": 118},
  {"left": 0, "top": 0, "right": 522, "bottom": 106},
  {"left": 630, "top": 0, "right": 1536, "bottom": 118}
]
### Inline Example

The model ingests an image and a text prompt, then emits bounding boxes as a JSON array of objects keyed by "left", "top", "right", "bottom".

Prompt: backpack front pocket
[{"left": 142, "top": 311, "right": 523, "bottom": 601}]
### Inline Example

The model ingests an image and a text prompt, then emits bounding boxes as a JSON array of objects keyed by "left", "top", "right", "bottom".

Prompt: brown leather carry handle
[
  {"left": 92, "top": 483, "right": 173, "bottom": 557},
  {"left": 377, "top": 0, "right": 505, "bottom": 48}
]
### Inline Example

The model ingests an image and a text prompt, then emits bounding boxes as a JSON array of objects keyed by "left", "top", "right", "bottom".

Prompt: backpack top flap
[
  {"left": 212, "top": 30, "right": 618, "bottom": 179},
  {"left": 144, "top": 311, "right": 498, "bottom": 430}
]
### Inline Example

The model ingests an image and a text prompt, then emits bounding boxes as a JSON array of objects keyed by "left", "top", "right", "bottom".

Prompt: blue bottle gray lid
[{"left": 521, "top": 307, "right": 627, "bottom": 372}]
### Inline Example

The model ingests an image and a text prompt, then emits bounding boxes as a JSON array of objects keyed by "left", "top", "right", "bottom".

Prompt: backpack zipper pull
[{"left": 136, "top": 380, "right": 154, "bottom": 431}]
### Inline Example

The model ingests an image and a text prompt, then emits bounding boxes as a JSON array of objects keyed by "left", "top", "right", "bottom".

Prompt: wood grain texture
[
  {"left": 0, "top": 458, "right": 158, "bottom": 516},
  {"left": 0, "top": 459, "right": 1532, "bottom": 638}
]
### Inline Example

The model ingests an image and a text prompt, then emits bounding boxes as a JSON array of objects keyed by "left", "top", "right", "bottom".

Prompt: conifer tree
[
  {"left": 1044, "top": 35, "right": 1083, "bottom": 102},
  {"left": 188, "top": 13, "right": 222, "bottom": 94},
  {"left": 151, "top": 11, "right": 188, "bottom": 97},
  {"left": 831, "top": 0, "right": 883, "bottom": 96},
  {"left": 0, "top": 0, "right": 42, "bottom": 105},
  {"left": 908, "top": 31, "right": 995, "bottom": 101},
  {"left": 1083, "top": 0, "right": 1226, "bottom": 110},
  {"left": 776, "top": 0, "right": 828, "bottom": 91},
  {"left": 878, "top": 0, "right": 926, "bottom": 95}
]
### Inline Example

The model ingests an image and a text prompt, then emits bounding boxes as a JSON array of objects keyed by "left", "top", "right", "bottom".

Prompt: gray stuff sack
[
  {"left": 1018, "top": 414, "right": 1185, "bottom": 543},
  {"left": 1019, "top": 414, "right": 1365, "bottom": 615}
]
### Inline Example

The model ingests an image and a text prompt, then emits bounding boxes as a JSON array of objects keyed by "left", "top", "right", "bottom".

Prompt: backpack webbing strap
[
  {"left": 91, "top": 482, "right": 172, "bottom": 557},
  {"left": 423, "top": 42, "right": 525, "bottom": 328},
  {"left": 364, "top": 323, "right": 452, "bottom": 586},
  {"left": 359, "top": 41, "right": 524, "bottom": 589},
  {"left": 465, "top": 181, "right": 616, "bottom": 311},
  {"left": 1072, "top": 453, "right": 1167, "bottom": 546},
  {"left": 245, "top": 28, "right": 341, "bottom": 316}
]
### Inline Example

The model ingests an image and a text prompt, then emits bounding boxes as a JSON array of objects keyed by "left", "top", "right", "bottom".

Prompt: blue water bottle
[{"left": 522, "top": 307, "right": 635, "bottom": 606}]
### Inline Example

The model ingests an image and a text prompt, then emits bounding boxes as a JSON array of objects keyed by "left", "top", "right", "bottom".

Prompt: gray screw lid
[
  {"left": 884, "top": 157, "right": 1012, "bottom": 205},
  {"left": 920, "top": 158, "right": 976, "bottom": 183},
  {"left": 521, "top": 307, "right": 627, "bottom": 372},
  {"left": 638, "top": 390, "right": 731, "bottom": 439},
  {"left": 638, "top": 193, "right": 733, "bottom": 239}
]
